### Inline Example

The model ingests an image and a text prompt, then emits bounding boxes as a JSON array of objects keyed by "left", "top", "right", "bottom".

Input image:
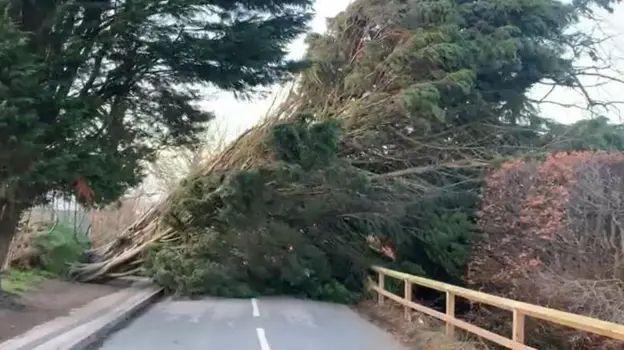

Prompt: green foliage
[
  {"left": 1, "top": 269, "right": 53, "bottom": 295},
  {"left": 151, "top": 121, "right": 372, "bottom": 302},
  {"left": 271, "top": 119, "right": 342, "bottom": 169},
  {"left": 397, "top": 193, "right": 477, "bottom": 283},
  {"left": 148, "top": 121, "right": 475, "bottom": 302},
  {"left": 0, "top": 0, "right": 312, "bottom": 225},
  {"left": 35, "top": 223, "right": 90, "bottom": 276},
  {"left": 297, "top": 0, "right": 619, "bottom": 179},
  {"left": 403, "top": 84, "right": 445, "bottom": 123},
  {"left": 546, "top": 117, "right": 624, "bottom": 151}
]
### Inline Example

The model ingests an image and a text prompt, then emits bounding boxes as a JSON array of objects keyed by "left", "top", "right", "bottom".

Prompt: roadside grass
[
  {"left": 356, "top": 299, "right": 486, "bottom": 350},
  {"left": 1, "top": 221, "right": 90, "bottom": 297},
  {"left": 1, "top": 269, "right": 55, "bottom": 295}
]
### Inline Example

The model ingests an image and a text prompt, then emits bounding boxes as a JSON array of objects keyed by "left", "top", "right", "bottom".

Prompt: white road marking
[
  {"left": 251, "top": 298, "right": 260, "bottom": 317},
  {"left": 256, "top": 328, "right": 271, "bottom": 350}
]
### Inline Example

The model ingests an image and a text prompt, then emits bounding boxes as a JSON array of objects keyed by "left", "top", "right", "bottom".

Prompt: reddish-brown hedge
[{"left": 469, "top": 151, "right": 624, "bottom": 349}]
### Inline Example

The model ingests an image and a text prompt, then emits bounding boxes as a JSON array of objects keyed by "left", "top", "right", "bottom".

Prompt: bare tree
[{"left": 531, "top": 7, "right": 624, "bottom": 120}]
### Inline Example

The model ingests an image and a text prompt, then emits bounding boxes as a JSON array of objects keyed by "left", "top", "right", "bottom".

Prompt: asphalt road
[{"left": 98, "top": 297, "right": 406, "bottom": 350}]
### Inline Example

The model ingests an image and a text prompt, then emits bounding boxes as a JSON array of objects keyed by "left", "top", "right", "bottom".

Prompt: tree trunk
[{"left": 0, "top": 202, "right": 23, "bottom": 292}]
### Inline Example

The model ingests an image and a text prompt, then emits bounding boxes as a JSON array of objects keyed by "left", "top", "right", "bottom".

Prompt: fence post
[
  {"left": 378, "top": 271, "right": 385, "bottom": 305},
  {"left": 445, "top": 291, "right": 456, "bottom": 337},
  {"left": 404, "top": 280, "right": 412, "bottom": 321},
  {"left": 512, "top": 309, "right": 526, "bottom": 349}
]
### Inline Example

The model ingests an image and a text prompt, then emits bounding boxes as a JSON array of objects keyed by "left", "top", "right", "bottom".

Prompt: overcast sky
[
  {"left": 201, "top": 0, "right": 624, "bottom": 143},
  {"left": 198, "top": 0, "right": 354, "bottom": 141}
]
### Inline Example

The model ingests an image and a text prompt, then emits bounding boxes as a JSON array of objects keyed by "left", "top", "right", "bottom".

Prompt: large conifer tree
[{"left": 0, "top": 0, "right": 312, "bottom": 279}]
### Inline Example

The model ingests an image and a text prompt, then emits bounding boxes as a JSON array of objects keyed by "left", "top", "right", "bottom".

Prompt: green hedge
[{"left": 35, "top": 222, "right": 90, "bottom": 276}]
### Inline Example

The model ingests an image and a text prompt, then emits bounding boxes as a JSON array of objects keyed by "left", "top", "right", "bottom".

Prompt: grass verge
[
  {"left": 356, "top": 299, "right": 486, "bottom": 350},
  {"left": 1, "top": 269, "right": 55, "bottom": 295}
]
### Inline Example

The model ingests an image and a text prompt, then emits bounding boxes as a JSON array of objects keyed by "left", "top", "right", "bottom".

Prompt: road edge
[
  {"left": 63, "top": 285, "right": 163, "bottom": 350},
  {"left": 0, "top": 280, "right": 163, "bottom": 350}
]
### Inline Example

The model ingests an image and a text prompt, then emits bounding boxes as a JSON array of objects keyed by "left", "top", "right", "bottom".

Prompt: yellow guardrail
[{"left": 371, "top": 266, "right": 624, "bottom": 349}]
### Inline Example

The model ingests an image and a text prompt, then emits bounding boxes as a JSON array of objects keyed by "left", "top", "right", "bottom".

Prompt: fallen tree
[{"left": 72, "top": 0, "right": 623, "bottom": 302}]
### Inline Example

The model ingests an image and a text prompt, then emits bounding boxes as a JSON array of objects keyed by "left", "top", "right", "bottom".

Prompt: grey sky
[
  {"left": 199, "top": 0, "right": 354, "bottom": 141},
  {"left": 203, "top": 1, "right": 624, "bottom": 143},
  {"left": 533, "top": 3, "right": 624, "bottom": 123}
]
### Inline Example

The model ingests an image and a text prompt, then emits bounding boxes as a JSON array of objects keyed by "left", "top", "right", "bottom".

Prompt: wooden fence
[{"left": 371, "top": 266, "right": 624, "bottom": 349}]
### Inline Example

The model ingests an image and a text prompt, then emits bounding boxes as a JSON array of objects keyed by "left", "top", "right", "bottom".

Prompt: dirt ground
[
  {"left": 0, "top": 279, "right": 120, "bottom": 341},
  {"left": 356, "top": 299, "right": 484, "bottom": 350}
]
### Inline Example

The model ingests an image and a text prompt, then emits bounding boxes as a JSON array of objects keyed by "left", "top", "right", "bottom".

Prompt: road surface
[{"left": 98, "top": 297, "right": 406, "bottom": 350}]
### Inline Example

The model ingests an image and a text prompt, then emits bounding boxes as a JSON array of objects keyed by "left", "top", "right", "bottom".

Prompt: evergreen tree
[
  {"left": 73, "top": 0, "right": 624, "bottom": 301},
  {"left": 0, "top": 0, "right": 312, "bottom": 281},
  {"left": 546, "top": 117, "right": 624, "bottom": 151},
  {"left": 297, "top": 0, "right": 621, "bottom": 177}
]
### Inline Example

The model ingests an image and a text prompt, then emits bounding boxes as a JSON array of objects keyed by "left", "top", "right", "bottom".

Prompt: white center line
[
  {"left": 251, "top": 298, "right": 260, "bottom": 317},
  {"left": 256, "top": 328, "right": 271, "bottom": 350}
]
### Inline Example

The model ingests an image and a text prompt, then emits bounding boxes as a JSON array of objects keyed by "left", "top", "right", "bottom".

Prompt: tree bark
[{"left": 0, "top": 201, "right": 23, "bottom": 292}]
